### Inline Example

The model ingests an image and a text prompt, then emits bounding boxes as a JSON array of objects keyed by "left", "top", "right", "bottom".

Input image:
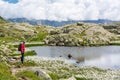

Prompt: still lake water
[{"left": 29, "top": 46, "right": 120, "bottom": 69}]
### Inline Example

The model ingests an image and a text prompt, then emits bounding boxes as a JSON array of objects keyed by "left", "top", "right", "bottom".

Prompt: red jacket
[{"left": 20, "top": 43, "right": 25, "bottom": 53}]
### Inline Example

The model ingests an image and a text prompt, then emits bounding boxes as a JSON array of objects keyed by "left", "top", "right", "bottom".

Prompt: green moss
[{"left": 16, "top": 71, "right": 40, "bottom": 80}]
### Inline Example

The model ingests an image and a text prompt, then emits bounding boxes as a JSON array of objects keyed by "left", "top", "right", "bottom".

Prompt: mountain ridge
[
  {"left": 0, "top": 16, "right": 7, "bottom": 23},
  {"left": 8, "top": 18, "right": 119, "bottom": 27}
]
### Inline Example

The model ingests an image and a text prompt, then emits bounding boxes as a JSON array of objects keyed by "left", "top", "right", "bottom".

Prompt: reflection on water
[{"left": 29, "top": 46, "right": 120, "bottom": 69}]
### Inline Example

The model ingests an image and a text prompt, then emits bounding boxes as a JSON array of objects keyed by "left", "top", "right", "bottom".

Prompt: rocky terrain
[
  {"left": 103, "top": 22, "right": 120, "bottom": 35},
  {"left": 0, "top": 20, "right": 48, "bottom": 43},
  {"left": 44, "top": 22, "right": 117, "bottom": 46},
  {"left": 1, "top": 43, "right": 120, "bottom": 80},
  {"left": 0, "top": 16, "right": 118, "bottom": 46},
  {"left": 25, "top": 56, "right": 120, "bottom": 80},
  {"left": 1, "top": 16, "right": 120, "bottom": 80}
]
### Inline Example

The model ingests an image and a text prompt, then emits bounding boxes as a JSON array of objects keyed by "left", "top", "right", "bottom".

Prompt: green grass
[
  {"left": 109, "top": 41, "right": 120, "bottom": 46},
  {"left": 16, "top": 71, "right": 40, "bottom": 80},
  {"left": 76, "top": 77, "right": 93, "bottom": 80},
  {"left": 92, "top": 67, "right": 106, "bottom": 72},
  {"left": 0, "top": 62, "right": 16, "bottom": 80},
  {"left": 14, "top": 42, "right": 45, "bottom": 47},
  {"left": 24, "top": 50, "right": 36, "bottom": 56},
  {"left": 49, "top": 73, "right": 59, "bottom": 80},
  {"left": 0, "top": 36, "right": 17, "bottom": 42},
  {"left": 10, "top": 50, "right": 36, "bottom": 57},
  {"left": 76, "top": 33, "right": 86, "bottom": 38},
  {"left": 25, "top": 43, "right": 45, "bottom": 47},
  {"left": 49, "top": 72, "right": 71, "bottom": 80},
  {"left": 13, "top": 60, "right": 38, "bottom": 67},
  {"left": 30, "top": 31, "right": 48, "bottom": 42},
  {"left": 89, "top": 43, "right": 107, "bottom": 46}
]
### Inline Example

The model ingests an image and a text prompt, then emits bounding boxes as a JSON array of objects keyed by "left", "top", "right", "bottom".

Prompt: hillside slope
[
  {"left": 0, "top": 16, "right": 7, "bottom": 23},
  {"left": 0, "top": 16, "right": 48, "bottom": 42},
  {"left": 0, "top": 16, "right": 117, "bottom": 46}
]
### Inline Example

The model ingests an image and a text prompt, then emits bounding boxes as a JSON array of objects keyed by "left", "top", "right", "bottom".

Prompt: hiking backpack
[{"left": 18, "top": 43, "right": 21, "bottom": 51}]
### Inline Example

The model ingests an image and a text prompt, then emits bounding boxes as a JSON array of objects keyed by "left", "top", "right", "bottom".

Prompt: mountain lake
[{"left": 29, "top": 46, "right": 120, "bottom": 70}]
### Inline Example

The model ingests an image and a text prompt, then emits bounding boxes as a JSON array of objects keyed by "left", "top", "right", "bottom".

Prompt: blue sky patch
[{"left": 3, "top": 0, "right": 19, "bottom": 4}]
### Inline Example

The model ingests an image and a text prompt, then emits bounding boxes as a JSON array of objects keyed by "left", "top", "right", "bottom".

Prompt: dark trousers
[{"left": 21, "top": 52, "right": 24, "bottom": 63}]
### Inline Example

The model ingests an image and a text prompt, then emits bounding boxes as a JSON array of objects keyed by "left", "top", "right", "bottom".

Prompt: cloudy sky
[{"left": 0, "top": 0, "right": 120, "bottom": 21}]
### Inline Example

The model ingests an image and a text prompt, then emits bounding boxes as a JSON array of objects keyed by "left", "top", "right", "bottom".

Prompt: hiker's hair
[{"left": 23, "top": 41, "right": 25, "bottom": 43}]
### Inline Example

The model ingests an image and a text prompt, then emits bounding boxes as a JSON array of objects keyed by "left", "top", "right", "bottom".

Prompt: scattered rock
[
  {"left": 76, "top": 57, "right": 85, "bottom": 63},
  {"left": 77, "top": 22, "right": 84, "bottom": 26},
  {"left": 27, "top": 67, "right": 52, "bottom": 80},
  {"left": 21, "top": 76, "right": 28, "bottom": 80},
  {"left": 68, "top": 54, "right": 72, "bottom": 59}
]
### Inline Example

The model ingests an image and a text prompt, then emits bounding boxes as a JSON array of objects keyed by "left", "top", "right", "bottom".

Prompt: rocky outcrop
[
  {"left": 27, "top": 67, "right": 52, "bottom": 80},
  {"left": 45, "top": 34, "right": 82, "bottom": 46},
  {"left": 103, "top": 22, "right": 120, "bottom": 34},
  {"left": 44, "top": 22, "right": 117, "bottom": 46}
]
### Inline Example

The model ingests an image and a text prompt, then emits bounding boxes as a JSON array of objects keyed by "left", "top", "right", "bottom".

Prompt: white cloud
[{"left": 0, "top": 0, "right": 120, "bottom": 21}]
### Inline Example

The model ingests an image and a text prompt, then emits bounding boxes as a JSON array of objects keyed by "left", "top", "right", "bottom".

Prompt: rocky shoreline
[
  {"left": 24, "top": 56, "right": 120, "bottom": 80},
  {"left": 1, "top": 39, "right": 120, "bottom": 80}
]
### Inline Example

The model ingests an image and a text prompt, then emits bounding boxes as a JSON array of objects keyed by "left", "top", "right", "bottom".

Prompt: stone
[
  {"left": 28, "top": 68, "right": 52, "bottom": 80},
  {"left": 68, "top": 54, "right": 72, "bottom": 59},
  {"left": 77, "top": 22, "right": 84, "bottom": 26}
]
